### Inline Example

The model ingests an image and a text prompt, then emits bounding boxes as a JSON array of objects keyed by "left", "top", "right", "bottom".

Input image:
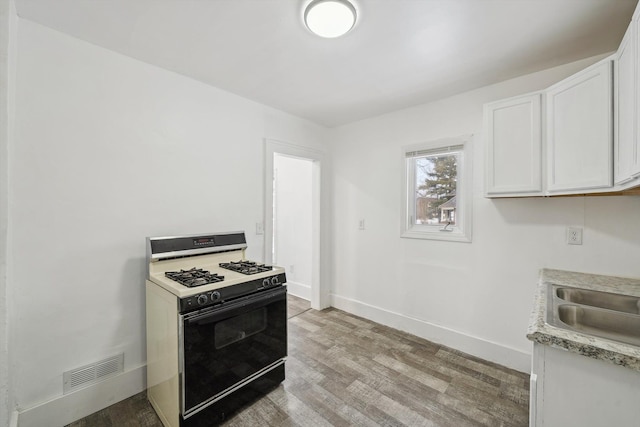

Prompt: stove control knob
[
  {"left": 271, "top": 276, "right": 280, "bottom": 286},
  {"left": 210, "top": 291, "right": 221, "bottom": 302},
  {"left": 262, "top": 278, "right": 271, "bottom": 287},
  {"left": 197, "top": 294, "right": 208, "bottom": 305}
]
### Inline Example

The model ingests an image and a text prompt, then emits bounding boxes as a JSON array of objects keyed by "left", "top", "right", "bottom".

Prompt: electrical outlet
[
  {"left": 359, "top": 219, "right": 365, "bottom": 230},
  {"left": 256, "top": 222, "right": 264, "bottom": 235},
  {"left": 289, "top": 265, "right": 295, "bottom": 274},
  {"left": 566, "top": 227, "right": 583, "bottom": 245}
]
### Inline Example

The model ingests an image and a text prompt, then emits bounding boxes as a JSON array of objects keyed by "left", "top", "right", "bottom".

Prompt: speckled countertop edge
[{"left": 527, "top": 268, "right": 640, "bottom": 371}]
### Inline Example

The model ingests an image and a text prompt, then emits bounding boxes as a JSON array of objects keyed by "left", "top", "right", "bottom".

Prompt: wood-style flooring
[{"left": 67, "top": 294, "right": 529, "bottom": 427}]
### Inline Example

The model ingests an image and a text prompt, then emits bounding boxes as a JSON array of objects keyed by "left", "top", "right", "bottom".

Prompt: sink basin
[
  {"left": 556, "top": 287, "right": 640, "bottom": 314},
  {"left": 546, "top": 284, "right": 640, "bottom": 347},
  {"left": 556, "top": 304, "right": 640, "bottom": 347}
]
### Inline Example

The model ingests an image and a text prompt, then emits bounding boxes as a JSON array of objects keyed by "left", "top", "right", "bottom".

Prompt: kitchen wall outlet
[
  {"left": 566, "top": 227, "right": 583, "bottom": 245},
  {"left": 359, "top": 219, "right": 365, "bottom": 230},
  {"left": 255, "top": 222, "right": 264, "bottom": 235},
  {"left": 289, "top": 265, "right": 295, "bottom": 274}
]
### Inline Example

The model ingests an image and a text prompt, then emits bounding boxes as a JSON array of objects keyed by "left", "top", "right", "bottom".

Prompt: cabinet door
[
  {"left": 534, "top": 344, "right": 640, "bottom": 427},
  {"left": 484, "top": 93, "right": 542, "bottom": 196},
  {"left": 634, "top": 15, "right": 640, "bottom": 178},
  {"left": 546, "top": 60, "right": 613, "bottom": 193},
  {"left": 616, "top": 23, "right": 636, "bottom": 185}
]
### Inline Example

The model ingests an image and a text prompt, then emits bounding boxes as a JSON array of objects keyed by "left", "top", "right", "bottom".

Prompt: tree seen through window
[{"left": 414, "top": 153, "right": 458, "bottom": 225}]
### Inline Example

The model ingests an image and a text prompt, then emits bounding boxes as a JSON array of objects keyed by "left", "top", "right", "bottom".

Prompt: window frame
[{"left": 401, "top": 135, "right": 473, "bottom": 242}]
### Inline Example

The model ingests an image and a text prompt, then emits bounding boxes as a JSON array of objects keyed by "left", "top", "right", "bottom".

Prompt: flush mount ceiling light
[{"left": 304, "top": 0, "right": 357, "bottom": 38}]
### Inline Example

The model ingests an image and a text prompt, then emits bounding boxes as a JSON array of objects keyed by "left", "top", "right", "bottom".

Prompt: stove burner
[
  {"left": 165, "top": 268, "right": 224, "bottom": 287},
  {"left": 219, "top": 260, "right": 272, "bottom": 275}
]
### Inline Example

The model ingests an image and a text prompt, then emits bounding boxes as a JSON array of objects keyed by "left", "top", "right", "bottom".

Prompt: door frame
[{"left": 264, "top": 138, "right": 328, "bottom": 310}]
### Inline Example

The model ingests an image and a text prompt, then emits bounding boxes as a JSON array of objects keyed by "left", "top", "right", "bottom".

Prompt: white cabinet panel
[
  {"left": 484, "top": 93, "right": 542, "bottom": 196},
  {"left": 546, "top": 60, "right": 613, "bottom": 193},
  {"left": 616, "top": 23, "right": 637, "bottom": 185},
  {"left": 531, "top": 344, "right": 640, "bottom": 427},
  {"left": 634, "top": 14, "right": 640, "bottom": 178}
]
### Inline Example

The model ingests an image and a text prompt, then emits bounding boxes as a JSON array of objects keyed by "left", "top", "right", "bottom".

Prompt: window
[{"left": 402, "top": 135, "right": 472, "bottom": 242}]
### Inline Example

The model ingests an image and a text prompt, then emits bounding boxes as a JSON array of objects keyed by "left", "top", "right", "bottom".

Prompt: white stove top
[{"left": 147, "top": 250, "right": 284, "bottom": 299}]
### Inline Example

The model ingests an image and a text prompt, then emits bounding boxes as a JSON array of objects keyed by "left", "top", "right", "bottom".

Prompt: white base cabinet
[{"left": 530, "top": 344, "right": 640, "bottom": 427}]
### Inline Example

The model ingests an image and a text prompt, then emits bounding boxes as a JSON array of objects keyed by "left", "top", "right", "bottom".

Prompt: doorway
[
  {"left": 264, "top": 139, "right": 327, "bottom": 310},
  {"left": 273, "top": 154, "right": 313, "bottom": 300}
]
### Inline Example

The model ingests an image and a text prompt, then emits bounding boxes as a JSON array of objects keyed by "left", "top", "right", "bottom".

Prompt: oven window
[{"left": 215, "top": 308, "right": 267, "bottom": 349}]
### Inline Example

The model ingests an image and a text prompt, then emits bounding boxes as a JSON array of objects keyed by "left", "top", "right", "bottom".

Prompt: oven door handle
[{"left": 183, "top": 286, "right": 286, "bottom": 326}]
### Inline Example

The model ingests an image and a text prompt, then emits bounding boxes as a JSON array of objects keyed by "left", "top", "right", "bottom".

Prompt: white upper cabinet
[
  {"left": 546, "top": 59, "right": 613, "bottom": 194},
  {"left": 484, "top": 93, "right": 543, "bottom": 196},
  {"left": 615, "top": 22, "right": 637, "bottom": 185},
  {"left": 634, "top": 11, "right": 640, "bottom": 178},
  {"left": 484, "top": 3, "right": 640, "bottom": 198},
  {"left": 484, "top": 57, "right": 614, "bottom": 198}
]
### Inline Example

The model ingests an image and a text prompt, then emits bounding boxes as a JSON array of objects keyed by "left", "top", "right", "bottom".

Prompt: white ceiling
[{"left": 15, "top": 0, "right": 639, "bottom": 127}]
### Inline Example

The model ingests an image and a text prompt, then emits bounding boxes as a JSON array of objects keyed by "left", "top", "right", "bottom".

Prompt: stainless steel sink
[
  {"left": 556, "top": 287, "right": 640, "bottom": 314},
  {"left": 556, "top": 304, "right": 640, "bottom": 347},
  {"left": 547, "top": 284, "right": 640, "bottom": 347}
]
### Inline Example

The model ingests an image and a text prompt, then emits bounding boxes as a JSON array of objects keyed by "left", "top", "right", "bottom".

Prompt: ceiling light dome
[{"left": 304, "top": 0, "right": 357, "bottom": 38}]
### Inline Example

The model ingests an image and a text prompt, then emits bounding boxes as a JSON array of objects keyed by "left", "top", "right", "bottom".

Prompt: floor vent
[{"left": 63, "top": 353, "right": 124, "bottom": 394}]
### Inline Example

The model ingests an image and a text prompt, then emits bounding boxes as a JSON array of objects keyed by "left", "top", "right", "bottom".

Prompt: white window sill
[{"left": 401, "top": 226, "right": 472, "bottom": 242}]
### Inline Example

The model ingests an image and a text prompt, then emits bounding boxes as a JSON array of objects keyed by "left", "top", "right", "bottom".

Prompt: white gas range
[{"left": 145, "top": 231, "right": 287, "bottom": 427}]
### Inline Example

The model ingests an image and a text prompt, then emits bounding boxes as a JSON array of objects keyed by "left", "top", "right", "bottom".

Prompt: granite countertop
[{"left": 527, "top": 268, "right": 640, "bottom": 371}]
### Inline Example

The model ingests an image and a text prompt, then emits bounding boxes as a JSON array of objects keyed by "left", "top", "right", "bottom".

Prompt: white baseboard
[
  {"left": 17, "top": 364, "right": 146, "bottom": 427},
  {"left": 286, "top": 281, "right": 311, "bottom": 301},
  {"left": 331, "top": 294, "right": 530, "bottom": 373}
]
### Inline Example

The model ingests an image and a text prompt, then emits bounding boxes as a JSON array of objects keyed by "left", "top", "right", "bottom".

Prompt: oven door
[{"left": 179, "top": 286, "right": 287, "bottom": 417}]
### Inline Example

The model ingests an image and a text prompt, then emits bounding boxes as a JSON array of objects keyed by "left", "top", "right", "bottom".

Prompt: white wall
[
  {"left": 273, "top": 154, "right": 313, "bottom": 299},
  {"left": 328, "top": 53, "right": 640, "bottom": 372},
  {"left": 10, "top": 18, "right": 327, "bottom": 422}
]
